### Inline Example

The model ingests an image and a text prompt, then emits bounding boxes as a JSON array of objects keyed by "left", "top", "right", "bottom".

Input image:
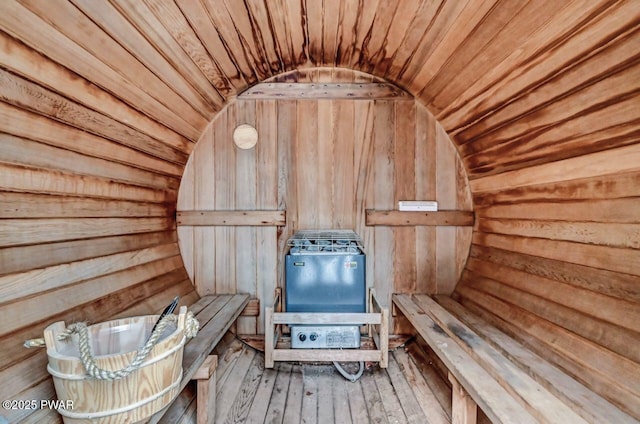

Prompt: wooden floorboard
[{"left": 212, "top": 339, "right": 451, "bottom": 424}]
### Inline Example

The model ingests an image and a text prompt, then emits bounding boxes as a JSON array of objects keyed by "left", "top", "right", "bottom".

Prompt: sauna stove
[{"left": 285, "top": 230, "right": 366, "bottom": 349}]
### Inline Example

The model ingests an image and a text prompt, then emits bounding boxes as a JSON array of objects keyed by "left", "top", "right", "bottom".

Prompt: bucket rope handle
[{"left": 24, "top": 311, "right": 199, "bottom": 381}]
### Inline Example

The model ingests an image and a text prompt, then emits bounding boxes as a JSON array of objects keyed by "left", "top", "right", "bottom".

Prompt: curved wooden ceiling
[{"left": 2, "top": 0, "right": 637, "bottom": 188}]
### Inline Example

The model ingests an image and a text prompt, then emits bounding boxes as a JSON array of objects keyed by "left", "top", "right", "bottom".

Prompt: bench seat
[
  {"left": 149, "top": 294, "right": 250, "bottom": 423},
  {"left": 393, "top": 294, "right": 636, "bottom": 424}
]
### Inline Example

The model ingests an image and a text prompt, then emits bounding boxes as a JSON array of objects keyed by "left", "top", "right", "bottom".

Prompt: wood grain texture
[
  {"left": 178, "top": 71, "right": 473, "bottom": 330},
  {"left": 0, "top": 1, "right": 638, "bottom": 420}
]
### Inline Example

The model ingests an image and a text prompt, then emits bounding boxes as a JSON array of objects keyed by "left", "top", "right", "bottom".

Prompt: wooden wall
[
  {"left": 0, "top": 3, "right": 201, "bottom": 422},
  {"left": 0, "top": 0, "right": 638, "bottom": 420},
  {"left": 445, "top": 1, "right": 640, "bottom": 418},
  {"left": 177, "top": 69, "right": 473, "bottom": 334}
]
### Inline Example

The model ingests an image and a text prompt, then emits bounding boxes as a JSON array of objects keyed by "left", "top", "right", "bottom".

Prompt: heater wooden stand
[{"left": 264, "top": 288, "right": 389, "bottom": 368}]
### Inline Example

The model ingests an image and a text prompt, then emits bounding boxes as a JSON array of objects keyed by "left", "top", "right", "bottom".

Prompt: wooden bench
[
  {"left": 149, "top": 294, "right": 250, "bottom": 424},
  {"left": 393, "top": 294, "right": 636, "bottom": 424}
]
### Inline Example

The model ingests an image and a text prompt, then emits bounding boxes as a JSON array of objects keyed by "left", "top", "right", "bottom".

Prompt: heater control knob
[
  {"left": 298, "top": 333, "right": 306, "bottom": 342},
  {"left": 309, "top": 332, "right": 318, "bottom": 342}
]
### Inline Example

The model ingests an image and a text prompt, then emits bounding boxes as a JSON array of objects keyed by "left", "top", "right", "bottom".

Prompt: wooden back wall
[{"left": 177, "top": 69, "right": 472, "bottom": 334}]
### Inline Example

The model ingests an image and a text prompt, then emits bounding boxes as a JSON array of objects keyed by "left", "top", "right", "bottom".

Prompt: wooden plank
[
  {"left": 415, "top": 104, "right": 438, "bottom": 294},
  {"left": 272, "top": 349, "right": 383, "bottom": 363},
  {"left": 181, "top": 294, "right": 250, "bottom": 385},
  {"left": 0, "top": 68, "right": 189, "bottom": 165},
  {"left": 456, "top": 285, "right": 640, "bottom": 417},
  {"left": 2, "top": 269, "right": 192, "bottom": 373},
  {"left": 221, "top": 353, "right": 264, "bottom": 423},
  {"left": 4, "top": 0, "right": 201, "bottom": 139},
  {"left": 366, "top": 210, "right": 474, "bottom": 226},
  {"left": 473, "top": 232, "right": 640, "bottom": 276},
  {"left": 239, "top": 82, "right": 411, "bottom": 99},
  {"left": 256, "top": 99, "right": 279, "bottom": 334},
  {"left": 233, "top": 100, "right": 258, "bottom": 334},
  {"left": 332, "top": 371, "right": 353, "bottom": 424},
  {"left": 460, "top": 267, "right": 640, "bottom": 363},
  {"left": 373, "top": 99, "right": 395, "bottom": 325},
  {"left": 0, "top": 192, "right": 170, "bottom": 219},
  {"left": 477, "top": 218, "right": 640, "bottom": 249},
  {"left": 413, "top": 295, "right": 589, "bottom": 423},
  {"left": 477, "top": 197, "right": 640, "bottom": 223},
  {"left": 384, "top": 0, "right": 445, "bottom": 81},
  {"left": 295, "top": 99, "right": 319, "bottom": 228},
  {"left": 176, "top": 210, "right": 285, "bottom": 226},
  {"left": 200, "top": 0, "right": 257, "bottom": 85},
  {"left": 470, "top": 144, "right": 640, "bottom": 192},
  {"left": 405, "top": 341, "right": 453, "bottom": 418},
  {"left": 438, "top": 0, "right": 629, "bottom": 128},
  {"left": 213, "top": 345, "right": 256, "bottom": 423},
  {"left": 449, "top": 372, "right": 478, "bottom": 424},
  {"left": 70, "top": 0, "right": 218, "bottom": 115},
  {"left": 385, "top": 354, "right": 426, "bottom": 424},
  {"left": 359, "top": 368, "right": 386, "bottom": 423},
  {"left": 394, "top": 100, "right": 417, "bottom": 295},
  {"left": 0, "top": 104, "right": 183, "bottom": 180},
  {"left": 221, "top": 0, "right": 272, "bottom": 79},
  {"left": 0, "top": 30, "right": 192, "bottom": 154},
  {"left": 282, "top": 364, "right": 304, "bottom": 424},
  {"left": 0, "top": 231, "right": 175, "bottom": 277},
  {"left": 300, "top": 364, "right": 319, "bottom": 424},
  {"left": 214, "top": 105, "right": 236, "bottom": 295},
  {"left": 316, "top": 99, "right": 334, "bottom": 228},
  {"left": 0, "top": 217, "right": 173, "bottom": 247},
  {"left": 347, "top": 378, "right": 369, "bottom": 424},
  {"left": 244, "top": 359, "right": 278, "bottom": 423},
  {"left": 333, "top": 99, "right": 356, "bottom": 228},
  {"left": 0, "top": 133, "right": 179, "bottom": 192},
  {"left": 103, "top": 0, "right": 225, "bottom": 110},
  {"left": 192, "top": 113, "right": 216, "bottom": 296},
  {"left": 393, "top": 294, "right": 538, "bottom": 424},
  {"left": 436, "top": 295, "right": 639, "bottom": 424},
  {"left": 0, "top": 243, "right": 180, "bottom": 303},
  {"left": 465, "top": 256, "right": 640, "bottom": 334},
  {"left": 469, "top": 244, "right": 640, "bottom": 302},
  {"left": 1, "top": 255, "right": 184, "bottom": 336},
  {"left": 0, "top": 162, "right": 173, "bottom": 203},
  {"left": 264, "top": 362, "right": 292, "bottom": 423},
  {"left": 393, "top": 349, "right": 450, "bottom": 424},
  {"left": 406, "top": 0, "right": 495, "bottom": 96},
  {"left": 317, "top": 366, "right": 336, "bottom": 424},
  {"left": 150, "top": 0, "right": 235, "bottom": 96}
]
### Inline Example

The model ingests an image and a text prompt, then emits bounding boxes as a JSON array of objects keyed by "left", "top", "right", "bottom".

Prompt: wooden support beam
[
  {"left": 449, "top": 372, "right": 478, "bottom": 424},
  {"left": 366, "top": 210, "right": 474, "bottom": 226},
  {"left": 238, "top": 82, "right": 411, "bottom": 99},
  {"left": 240, "top": 299, "right": 260, "bottom": 316},
  {"left": 176, "top": 210, "right": 286, "bottom": 226},
  {"left": 194, "top": 355, "right": 218, "bottom": 424}
]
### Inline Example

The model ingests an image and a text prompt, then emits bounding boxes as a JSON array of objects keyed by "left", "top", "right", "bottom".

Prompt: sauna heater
[{"left": 285, "top": 230, "right": 366, "bottom": 349}]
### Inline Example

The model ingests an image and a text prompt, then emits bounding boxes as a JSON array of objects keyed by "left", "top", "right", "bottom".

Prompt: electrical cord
[{"left": 333, "top": 361, "right": 365, "bottom": 382}]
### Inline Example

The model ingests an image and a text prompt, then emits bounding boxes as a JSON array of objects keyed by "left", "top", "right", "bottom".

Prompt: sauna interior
[{"left": 1, "top": 0, "right": 638, "bottom": 423}]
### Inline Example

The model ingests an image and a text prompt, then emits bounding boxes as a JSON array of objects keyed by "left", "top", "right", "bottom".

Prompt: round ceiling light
[{"left": 233, "top": 124, "right": 258, "bottom": 149}]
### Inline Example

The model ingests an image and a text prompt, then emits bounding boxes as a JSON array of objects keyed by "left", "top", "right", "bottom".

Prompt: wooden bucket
[{"left": 43, "top": 307, "right": 187, "bottom": 423}]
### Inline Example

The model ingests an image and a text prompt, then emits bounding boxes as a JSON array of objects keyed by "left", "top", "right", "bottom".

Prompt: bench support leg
[
  {"left": 194, "top": 355, "right": 218, "bottom": 424},
  {"left": 449, "top": 372, "right": 477, "bottom": 424}
]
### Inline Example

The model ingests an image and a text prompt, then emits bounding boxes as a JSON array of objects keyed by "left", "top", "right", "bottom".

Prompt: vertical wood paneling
[
  {"left": 235, "top": 100, "right": 258, "bottom": 334},
  {"left": 394, "top": 101, "right": 417, "bottom": 295},
  {"left": 256, "top": 100, "right": 279, "bottom": 334},
  {"left": 178, "top": 69, "right": 472, "bottom": 334},
  {"left": 372, "top": 100, "right": 395, "bottom": 312}
]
